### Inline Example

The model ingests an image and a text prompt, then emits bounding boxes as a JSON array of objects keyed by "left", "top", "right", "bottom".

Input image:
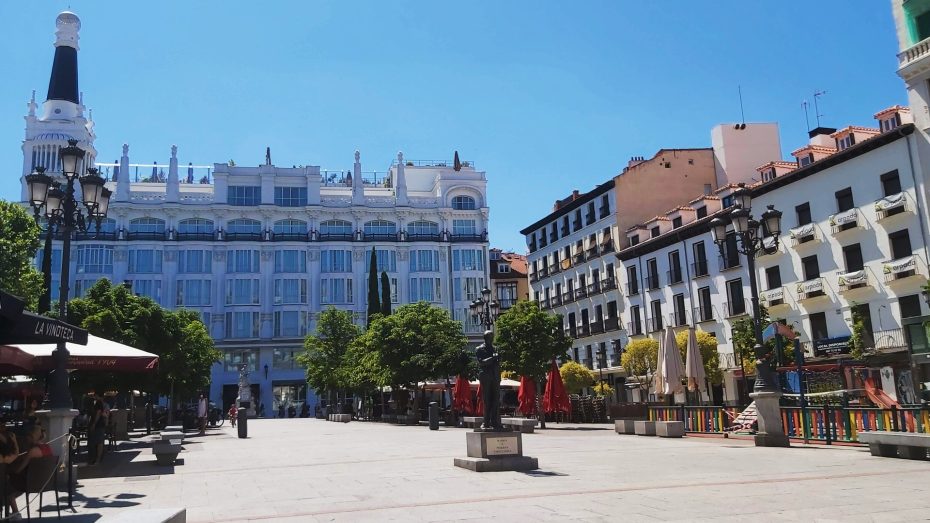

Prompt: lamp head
[
  {"left": 709, "top": 216, "right": 729, "bottom": 245},
  {"left": 59, "top": 139, "right": 86, "bottom": 179},
  {"left": 24, "top": 166, "right": 52, "bottom": 211}
]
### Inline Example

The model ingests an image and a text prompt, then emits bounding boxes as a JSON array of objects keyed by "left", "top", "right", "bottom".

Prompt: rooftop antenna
[
  {"left": 738, "top": 85, "right": 746, "bottom": 126},
  {"left": 813, "top": 90, "right": 827, "bottom": 127},
  {"left": 802, "top": 100, "right": 811, "bottom": 132}
]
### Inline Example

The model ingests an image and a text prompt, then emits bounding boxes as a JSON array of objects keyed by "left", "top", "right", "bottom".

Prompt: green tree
[
  {"left": 620, "top": 338, "right": 659, "bottom": 395},
  {"left": 0, "top": 200, "right": 43, "bottom": 309},
  {"left": 367, "top": 249, "right": 380, "bottom": 326},
  {"left": 296, "top": 307, "right": 360, "bottom": 404},
  {"left": 494, "top": 300, "right": 570, "bottom": 426},
  {"left": 849, "top": 304, "right": 867, "bottom": 360},
  {"left": 379, "top": 271, "right": 392, "bottom": 316},
  {"left": 560, "top": 361, "right": 594, "bottom": 394},
  {"left": 593, "top": 381, "right": 615, "bottom": 397},
  {"left": 731, "top": 306, "right": 797, "bottom": 375},
  {"left": 674, "top": 330, "right": 723, "bottom": 385}
]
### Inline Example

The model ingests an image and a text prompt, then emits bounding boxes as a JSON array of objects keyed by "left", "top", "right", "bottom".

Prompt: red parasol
[
  {"left": 452, "top": 375, "right": 474, "bottom": 415},
  {"left": 474, "top": 382, "right": 484, "bottom": 416},
  {"left": 517, "top": 376, "right": 536, "bottom": 416},
  {"left": 543, "top": 360, "right": 571, "bottom": 415}
]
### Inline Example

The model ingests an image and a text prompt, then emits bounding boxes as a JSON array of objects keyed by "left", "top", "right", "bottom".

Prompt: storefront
[{"left": 903, "top": 315, "right": 930, "bottom": 402}]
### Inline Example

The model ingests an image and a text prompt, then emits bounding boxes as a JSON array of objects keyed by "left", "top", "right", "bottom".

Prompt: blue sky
[{"left": 0, "top": 1, "right": 906, "bottom": 251}]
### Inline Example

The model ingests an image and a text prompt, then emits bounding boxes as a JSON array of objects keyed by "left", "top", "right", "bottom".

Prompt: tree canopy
[
  {"left": 494, "top": 300, "right": 571, "bottom": 381},
  {"left": 620, "top": 338, "right": 658, "bottom": 391},
  {"left": 559, "top": 361, "right": 594, "bottom": 394},
  {"left": 296, "top": 307, "right": 360, "bottom": 397},
  {"left": 674, "top": 329, "right": 723, "bottom": 385},
  {"left": 0, "top": 200, "right": 43, "bottom": 309}
]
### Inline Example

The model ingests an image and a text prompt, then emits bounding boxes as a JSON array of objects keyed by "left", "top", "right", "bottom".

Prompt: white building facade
[{"left": 19, "top": 12, "right": 491, "bottom": 414}]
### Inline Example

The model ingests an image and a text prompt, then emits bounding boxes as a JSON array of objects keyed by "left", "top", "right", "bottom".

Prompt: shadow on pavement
[
  {"left": 521, "top": 470, "right": 569, "bottom": 477},
  {"left": 79, "top": 447, "right": 179, "bottom": 480}
]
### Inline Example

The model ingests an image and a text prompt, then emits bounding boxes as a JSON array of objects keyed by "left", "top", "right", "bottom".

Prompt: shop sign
[{"left": 813, "top": 336, "right": 850, "bottom": 358}]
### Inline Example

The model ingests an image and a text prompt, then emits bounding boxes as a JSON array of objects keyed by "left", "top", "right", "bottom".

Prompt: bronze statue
[{"left": 476, "top": 330, "right": 504, "bottom": 431}]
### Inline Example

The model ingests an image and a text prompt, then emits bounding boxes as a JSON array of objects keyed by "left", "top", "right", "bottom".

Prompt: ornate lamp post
[
  {"left": 25, "top": 139, "right": 112, "bottom": 409},
  {"left": 709, "top": 184, "right": 788, "bottom": 447},
  {"left": 469, "top": 287, "right": 500, "bottom": 330}
]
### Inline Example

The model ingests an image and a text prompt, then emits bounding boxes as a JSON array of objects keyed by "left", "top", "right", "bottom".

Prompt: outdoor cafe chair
[{"left": 22, "top": 454, "right": 61, "bottom": 520}]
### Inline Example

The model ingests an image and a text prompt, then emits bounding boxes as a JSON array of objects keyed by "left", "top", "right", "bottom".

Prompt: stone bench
[
  {"left": 614, "top": 419, "right": 636, "bottom": 435},
  {"left": 501, "top": 418, "right": 538, "bottom": 434},
  {"left": 328, "top": 414, "right": 351, "bottom": 423},
  {"left": 634, "top": 420, "right": 656, "bottom": 436},
  {"left": 164, "top": 425, "right": 183, "bottom": 433},
  {"left": 463, "top": 416, "right": 482, "bottom": 428},
  {"left": 99, "top": 507, "right": 186, "bottom": 523},
  {"left": 859, "top": 431, "right": 930, "bottom": 460},
  {"left": 655, "top": 421, "right": 685, "bottom": 438},
  {"left": 153, "top": 439, "right": 182, "bottom": 466},
  {"left": 160, "top": 431, "right": 184, "bottom": 442}
]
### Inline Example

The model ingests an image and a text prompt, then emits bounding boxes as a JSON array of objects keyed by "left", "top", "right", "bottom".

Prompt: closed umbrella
[
  {"left": 452, "top": 375, "right": 473, "bottom": 415},
  {"left": 656, "top": 327, "right": 685, "bottom": 396},
  {"left": 543, "top": 360, "right": 571, "bottom": 415},
  {"left": 685, "top": 327, "right": 706, "bottom": 392},
  {"left": 518, "top": 376, "right": 536, "bottom": 416}
]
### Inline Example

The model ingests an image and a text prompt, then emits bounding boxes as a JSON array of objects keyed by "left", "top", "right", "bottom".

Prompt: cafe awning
[{"left": 0, "top": 334, "right": 158, "bottom": 374}]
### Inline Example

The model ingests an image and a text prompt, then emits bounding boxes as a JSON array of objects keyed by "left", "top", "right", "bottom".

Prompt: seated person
[
  {"left": 7, "top": 422, "right": 52, "bottom": 516},
  {"left": 0, "top": 423, "right": 20, "bottom": 464}
]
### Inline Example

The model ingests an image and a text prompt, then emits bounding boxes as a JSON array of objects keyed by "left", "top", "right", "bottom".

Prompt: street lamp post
[
  {"left": 709, "top": 184, "right": 789, "bottom": 447},
  {"left": 469, "top": 287, "right": 500, "bottom": 331},
  {"left": 25, "top": 140, "right": 112, "bottom": 409}
]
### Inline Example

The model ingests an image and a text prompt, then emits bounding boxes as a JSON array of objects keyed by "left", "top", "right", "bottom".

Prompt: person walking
[{"left": 197, "top": 394, "right": 208, "bottom": 435}]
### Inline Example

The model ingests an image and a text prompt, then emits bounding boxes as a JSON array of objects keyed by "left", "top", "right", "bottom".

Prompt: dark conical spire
[{"left": 46, "top": 12, "right": 81, "bottom": 105}]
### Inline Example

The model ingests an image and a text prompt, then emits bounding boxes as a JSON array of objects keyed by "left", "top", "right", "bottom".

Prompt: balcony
[
  {"left": 692, "top": 306, "right": 714, "bottom": 323},
  {"left": 365, "top": 232, "right": 400, "bottom": 242},
  {"left": 670, "top": 311, "right": 689, "bottom": 327},
  {"left": 718, "top": 253, "right": 741, "bottom": 272},
  {"left": 550, "top": 294, "right": 562, "bottom": 307},
  {"left": 644, "top": 274, "right": 661, "bottom": 290},
  {"left": 450, "top": 233, "right": 487, "bottom": 243},
  {"left": 875, "top": 192, "right": 909, "bottom": 221},
  {"left": 883, "top": 255, "right": 923, "bottom": 283},
  {"left": 604, "top": 317, "right": 620, "bottom": 332},
  {"left": 667, "top": 268, "right": 684, "bottom": 285},
  {"left": 407, "top": 233, "right": 442, "bottom": 242},
  {"left": 272, "top": 232, "right": 309, "bottom": 242},
  {"left": 586, "top": 281, "right": 601, "bottom": 295},
  {"left": 628, "top": 321, "right": 644, "bottom": 336},
  {"left": 573, "top": 253, "right": 585, "bottom": 265},
  {"left": 796, "top": 277, "right": 826, "bottom": 301},
  {"left": 224, "top": 232, "right": 263, "bottom": 241},
  {"left": 599, "top": 206, "right": 610, "bottom": 219},
  {"left": 789, "top": 224, "right": 818, "bottom": 247},
  {"left": 318, "top": 232, "right": 354, "bottom": 241},
  {"left": 74, "top": 230, "right": 118, "bottom": 241},
  {"left": 575, "top": 287, "right": 588, "bottom": 300},
  {"left": 601, "top": 277, "right": 617, "bottom": 291},
  {"left": 572, "top": 220, "right": 582, "bottom": 231},
  {"left": 538, "top": 266, "right": 550, "bottom": 278},
  {"left": 548, "top": 264, "right": 560, "bottom": 276},
  {"left": 760, "top": 287, "right": 787, "bottom": 307},
  {"left": 829, "top": 208, "right": 861, "bottom": 235},
  {"left": 176, "top": 232, "right": 216, "bottom": 241},
  {"left": 561, "top": 226, "right": 570, "bottom": 237},
  {"left": 586, "top": 247, "right": 600, "bottom": 260},
  {"left": 837, "top": 270, "right": 870, "bottom": 293},
  {"left": 591, "top": 321, "right": 605, "bottom": 335},
  {"left": 723, "top": 300, "right": 748, "bottom": 318},
  {"left": 539, "top": 298, "right": 550, "bottom": 309},
  {"left": 691, "top": 260, "right": 709, "bottom": 278},
  {"left": 562, "top": 291, "right": 575, "bottom": 304},
  {"left": 626, "top": 283, "right": 640, "bottom": 296},
  {"left": 528, "top": 241, "right": 538, "bottom": 253},
  {"left": 647, "top": 317, "right": 663, "bottom": 333},
  {"left": 585, "top": 213, "right": 595, "bottom": 224},
  {"left": 898, "top": 36, "right": 930, "bottom": 79},
  {"left": 577, "top": 323, "right": 591, "bottom": 338},
  {"left": 126, "top": 231, "right": 167, "bottom": 241},
  {"left": 872, "top": 328, "right": 907, "bottom": 351}
]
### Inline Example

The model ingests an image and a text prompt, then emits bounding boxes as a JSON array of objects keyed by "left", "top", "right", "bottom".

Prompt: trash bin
[{"left": 237, "top": 407, "right": 247, "bottom": 439}]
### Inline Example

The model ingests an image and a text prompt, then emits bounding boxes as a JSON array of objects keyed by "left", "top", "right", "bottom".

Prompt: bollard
[
  {"left": 428, "top": 401, "right": 439, "bottom": 431},
  {"left": 237, "top": 407, "right": 248, "bottom": 439}
]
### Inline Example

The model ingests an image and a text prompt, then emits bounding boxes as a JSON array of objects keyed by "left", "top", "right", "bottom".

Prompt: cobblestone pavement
[{"left": 61, "top": 419, "right": 930, "bottom": 522}]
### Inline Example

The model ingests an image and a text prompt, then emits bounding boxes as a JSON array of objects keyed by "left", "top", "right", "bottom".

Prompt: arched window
[
  {"left": 128, "top": 217, "right": 166, "bottom": 234},
  {"left": 97, "top": 218, "right": 117, "bottom": 233},
  {"left": 451, "top": 195, "right": 477, "bottom": 210},
  {"left": 406, "top": 220, "right": 439, "bottom": 236},
  {"left": 273, "top": 219, "right": 307, "bottom": 235},
  {"left": 363, "top": 220, "right": 397, "bottom": 236},
  {"left": 178, "top": 218, "right": 214, "bottom": 234},
  {"left": 227, "top": 218, "right": 262, "bottom": 234},
  {"left": 320, "top": 220, "right": 353, "bottom": 235}
]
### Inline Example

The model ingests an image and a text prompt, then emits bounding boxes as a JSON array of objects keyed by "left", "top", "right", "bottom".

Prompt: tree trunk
[{"left": 537, "top": 378, "right": 546, "bottom": 429}]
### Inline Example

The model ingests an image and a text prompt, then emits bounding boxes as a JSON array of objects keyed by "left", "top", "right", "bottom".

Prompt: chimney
[{"left": 807, "top": 126, "right": 837, "bottom": 148}]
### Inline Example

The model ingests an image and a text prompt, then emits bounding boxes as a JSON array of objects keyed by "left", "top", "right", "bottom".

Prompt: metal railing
[
  {"left": 626, "top": 283, "right": 639, "bottom": 296},
  {"left": 562, "top": 291, "right": 575, "bottom": 304},
  {"left": 670, "top": 311, "right": 689, "bottom": 327},
  {"left": 176, "top": 232, "right": 215, "bottom": 241},
  {"left": 645, "top": 274, "right": 660, "bottom": 290},
  {"left": 647, "top": 317, "right": 663, "bottom": 332},
  {"left": 604, "top": 317, "right": 620, "bottom": 331},
  {"left": 723, "top": 300, "right": 747, "bottom": 318},
  {"left": 718, "top": 253, "right": 741, "bottom": 271},
  {"left": 590, "top": 321, "right": 604, "bottom": 335},
  {"left": 126, "top": 231, "right": 167, "bottom": 241},
  {"left": 693, "top": 306, "right": 714, "bottom": 323},
  {"left": 628, "top": 321, "right": 643, "bottom": 336},
  {"left": 667, "top": 268, "right": 684, "bottom": 285},
  {"left": 691, "top": 260, "right": 709, "bottom": 278},
  {"left": 648, "top": 406, "right": 740, "bottom": 434}
]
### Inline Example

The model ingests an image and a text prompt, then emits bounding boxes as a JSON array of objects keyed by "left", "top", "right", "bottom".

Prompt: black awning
[{"left": 0, "top": 291, "right": 88, "bottom": 346}]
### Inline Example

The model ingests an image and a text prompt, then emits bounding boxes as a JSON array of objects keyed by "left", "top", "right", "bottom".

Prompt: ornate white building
[{"left": 20, "top": 12, "right": 491, "bottom": 414}]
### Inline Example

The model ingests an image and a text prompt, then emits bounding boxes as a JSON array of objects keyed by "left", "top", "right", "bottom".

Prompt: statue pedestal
[
  {"left": 750, "top": 391, "right": 790, "bottom": 448},
  {"left": 454, "top": 431, "right": 539, "bottom": 472}
]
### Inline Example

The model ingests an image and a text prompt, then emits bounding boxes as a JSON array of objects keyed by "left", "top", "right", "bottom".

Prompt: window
[
  {"left": 320, "top": 220, "right": 353, "bottom": 236},
  {"left": 599, "top": 194, "right": 611, "bottom": 218},
  {"left": 650, "top": 226, "right": 660, "bottom": 238},
  {"left": 646, "top": 258, "right": 659, "bottom": 289},
  {"left": 695, "top": 206, "right": 707, "bottom": 219},
  {"left": 796, "top": 203, "right": 812, "bottom": 226},
  {"left": 550, "top": 223, "right": 558, "bottom": 242},
  {"left": 843, "top": 244, "right": 864, "bottom": 272},
  {"left": 453, "top": 219, "right": 477, "bottom": 235},
  {"left": 225, "top": 312, "right": 260, "bottom": 339},
  {"left": 627, "top": 266, "right": 639, "bottom": 295},
  {"left": 799, "top": 153, "right": 814, "bottom": 167},
  {"left": 668, "top": 250, "right": 682, "bottom": 283},
  {"left": 274, "top": 250, "right": 306, "bottom": 273},
  {"left": 227, "top": 186, "right": 261, "bottom": 206},
  {"left": 765, "top": 266, "right": 782, "bottom": 289},
  {"left": 274, "top": 311, "right": 308, "bottom": 337},
  {"left": 226, "top": 249, "right": 260, "bottom": 273},
  {"left": 586, "top": 202, "right": 596, "bottom": 225},
  {"left": 696, "top": 286, "right": 712, "bottom": 321},
  {"left": 497, "top": 282, "right": 518, "bottom": 308},
  {"left": 273, "top": 349, "right": 299, "bottom": 370},
  {"left": 321, "top": 278, "right": 353, "bottom": 304},
  {"left": 630, "top": 235, "right": 640, "bottom": 246},
  {"left": 722, "top": 232, "right": 740, "bottom": 269},
  {"left": 629, "top": 306, "right": 642, "bottom": 335},
  {"left": 836, "top": 134, "right": 855, "bottom": 150},
  {"left": 227, "top": 219, "right": 261, "bottom": 234},
  {"left": 561, "top": 216, "right": 570, "bottom": 236},
  {"left": 178, "top": 218, "right": 213, "bottom": 234},
  {"left": 273, "top": 186, "right": 307, "bottom": 207},
  {"left": 374, "top": 249, "right": 397, "bottom": 272},
  {"left": 454, "top": 277, "right": 485, "bottom": 301},
  {"left": 880, "top": 114, "right": 902, "bottom": 132},
  {"left": 573, "top": 209, "right": 582, "bottom": 231},
  {"left": 128, "top": 249, "right": 163, "bottom": 273},
  {"left": 673, "top": 294, "right": 686, "bottom": 326},
  {"left": 761, "top": 168, "right": 776, "bottom": 182},
  {"left": 410, "top": 277, "right": 442, "bottom": 302},
  {"left": 672, "top": 216, "right": 682, "bottom": 229},
  {"left": 273, "top": 219, "right": 307, "bottom": 236},
  {"left": 722, "top": 195, "right": 734, "bottom": 208},
  {"left": 453, "top": 249, "right": 485, "bottom": 271},
  {"left": 538, "top": 230, "right": 547, "bottom": 248},
  {"left": 224, "top": 349, "right": 259, "bottom": 372},
  {"left": 75, "top": 245, "right": 113, "bottom": 274},
  {"left": 128, "top": 217, "right": 166, "bottom": 234},
  {"left": 649, "top": 300, "right": 663, "bottom": 331},
  {"left": 176, "top": 250, "right": 211, "bottom": 273},
  {"left": 226, "top": 278, "right": 260, "bottom": 305},
  {"left": 497, "top": 262, "right": 511, "bottom": 273},
  {"left": 364, "top": 220, "right": 397, "bottom": 237},
  {"left": 801, "top": 255, "right": 820, "bottom": 280},
  {"left": 321, "top": 250, "right": 352, "bottom": 272},
  {"left": 900, "top": 294, "right": 923, "bottom": 318},
  {"left": 889, "top": 229, "right": 913, "bottom": 259},
  {"left": 726, "top": 278, "right": 745, "bottom": 316},
  {"left": 809, "top": 312, "right": 828, "bottom": 341},
  {"left": 835, "top": 188, "right": 854, "bottom": 212},
  {"left": 130, "top": 279, "right": 162, "bottom": 303},
  {"left": 410, "top": 250, "right": 440, "bottom": 272},
  {"left": 406, "top": 221, "right": 439, "bottom": 237},
  {"left": 176, "top": 279, "right": 211, "bottom": 306},
  {"left": 274, "top": 278, "right": 308, "bottom": 304},
  {"left": 692, "top": 241, "right": 708, "bottom": 276},
  {"left": 451, "top": 195, "right": 477, "bottom": 210},
  {"left": 881, "top": 170, "right": 902, "bottom": 197}
]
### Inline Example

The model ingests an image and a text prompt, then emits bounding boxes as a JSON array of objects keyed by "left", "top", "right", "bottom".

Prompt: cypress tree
[
  {"left": 367, "top": 248, "right": 380, "bottom": 326},
  {"left": 380, "top": 271, "right": 392, "bottom": 316}
]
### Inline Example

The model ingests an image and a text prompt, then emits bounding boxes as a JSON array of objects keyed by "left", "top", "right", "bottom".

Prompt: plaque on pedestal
[{"left": 454, "top": 431, "right": 539, "bottom": 472}]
